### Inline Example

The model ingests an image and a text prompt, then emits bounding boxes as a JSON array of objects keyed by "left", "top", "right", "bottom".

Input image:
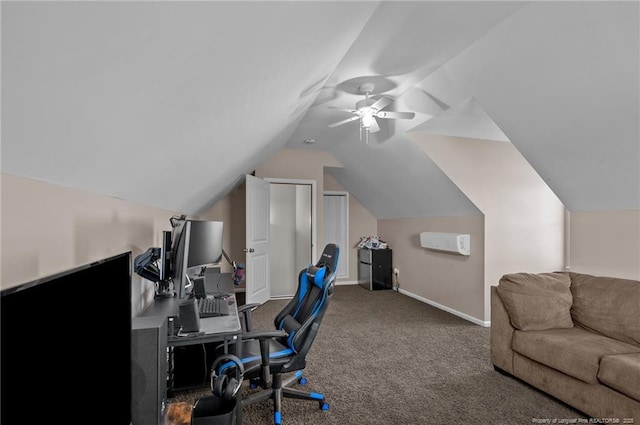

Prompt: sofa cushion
[
  {"left": 497, "top": 272, "right": 573, "bottom": 331},
  {"left": 598, "top": 353, "right": 640, "bottom": 402},
  {"left": 570, "top": 273, "right": 640, "bottom": 347},
  {"left": 512, "top": 327, "right": 640, "bottom": 384}
]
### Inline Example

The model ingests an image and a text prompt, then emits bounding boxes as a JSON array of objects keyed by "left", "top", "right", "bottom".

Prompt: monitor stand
[{"left": 154, "top": 279, "right": 175, "bottom": 299}]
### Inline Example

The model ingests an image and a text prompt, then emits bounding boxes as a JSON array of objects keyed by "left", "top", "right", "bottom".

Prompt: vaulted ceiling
[{"left": 2, "top": 1, "right": 638, "bottom": 218}]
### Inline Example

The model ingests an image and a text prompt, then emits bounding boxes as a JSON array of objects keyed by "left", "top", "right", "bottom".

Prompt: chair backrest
[{"left": 274, "top": 244, "right": 339, "bottom": 355}]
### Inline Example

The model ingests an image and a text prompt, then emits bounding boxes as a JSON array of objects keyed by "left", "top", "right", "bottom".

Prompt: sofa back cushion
[
  {"left": 569, "top": 273, "right": 640, "bottom": 347},
  {"left": 497, "top": 272, "right": 573, "bottom": 331}
]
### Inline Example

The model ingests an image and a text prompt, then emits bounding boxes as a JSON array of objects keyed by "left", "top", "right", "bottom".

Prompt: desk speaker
[
  {"left": 193, "top": 276, "right": 206, "bottom": 299},
  {"left": 179, "top": 298, "right": 201, "bottom": 333},
  {"left": 132, "top": 315, "right": 167, "bottom": 425}
]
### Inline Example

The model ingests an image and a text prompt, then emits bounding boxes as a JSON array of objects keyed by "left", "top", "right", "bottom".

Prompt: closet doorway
[
  {"left": 266, "top": 179, "right": 316, "bottom": 298},
  {"left": 323, "top": 191, "right": 349, "bottom": 279}
]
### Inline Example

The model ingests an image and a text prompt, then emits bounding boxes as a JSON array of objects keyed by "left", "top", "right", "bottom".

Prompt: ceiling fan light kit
[{"left": 328, "top": 82, "right": 416, "bottom": 144}]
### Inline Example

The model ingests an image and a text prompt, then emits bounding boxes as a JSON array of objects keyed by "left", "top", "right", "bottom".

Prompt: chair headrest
[
  {"left": 316, "top": 243, "right": 339, "bottom": 276},
  {"left": 305, "top": 265, "right": 327, "bottom": 289}
]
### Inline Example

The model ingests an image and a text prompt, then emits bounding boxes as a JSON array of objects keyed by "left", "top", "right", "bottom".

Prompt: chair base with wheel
[{"left": 212, "top": 244, "right": 340, "bottom": 424}]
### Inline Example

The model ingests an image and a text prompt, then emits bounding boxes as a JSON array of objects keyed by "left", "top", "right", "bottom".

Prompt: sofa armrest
[{"left": 491, "top": 286, "right": 516, "bottom": 374}]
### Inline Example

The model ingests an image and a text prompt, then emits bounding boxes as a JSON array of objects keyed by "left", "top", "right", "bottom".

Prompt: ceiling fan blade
[
  {"left": 370, "top": 96, "right": 393, "bottom": 111},
  {"left": 368, "top": 117, "right": 381, "bottom": 133},
  {"left": 375, "top": 111, "right": 416, "bottom": 120},
  {"left": 328, "top": 116, "right": 360, "bottom": 128},
  {"left": 327, "top": 106, "right": 359, "bottom": 114}
]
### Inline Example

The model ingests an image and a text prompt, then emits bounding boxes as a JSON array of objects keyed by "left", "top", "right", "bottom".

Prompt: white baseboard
[
  {"left": 397, "top": 288, "right": 490, "bottom": 327},
  {"left": 335, "top": 280, "right": 359, "bottom": 286}
]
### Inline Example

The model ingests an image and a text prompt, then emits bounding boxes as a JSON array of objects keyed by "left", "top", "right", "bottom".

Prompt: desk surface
[{"left": 139, "top": 269, "right": 241, "bottom": 347}]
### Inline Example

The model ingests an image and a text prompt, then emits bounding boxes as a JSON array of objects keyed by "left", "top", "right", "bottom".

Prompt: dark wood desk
[
  {"left": 140, "top": 270, "right": 241, "bottom": 346},
  {"left": 138, "top": 268, "right": 243, "bottom": 423}
]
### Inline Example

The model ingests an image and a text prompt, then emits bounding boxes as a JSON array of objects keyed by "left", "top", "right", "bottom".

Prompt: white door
[
  {"left": 269, "top": 183, "right": 312, "bottom": 298},
  {"left": 245, "top": 174, "right": 270, "bottom": 305},
  {"left": 323, "top": 192, "right": 349, "bottom": 278}
]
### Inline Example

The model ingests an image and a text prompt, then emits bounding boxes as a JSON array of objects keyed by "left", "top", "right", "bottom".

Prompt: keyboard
[{"left": 197, "top": 296, "right": 230, "bottom": 318}]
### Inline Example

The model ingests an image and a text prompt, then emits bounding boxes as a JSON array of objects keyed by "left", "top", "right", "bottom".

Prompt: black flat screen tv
[{"left": 1, "top": 251, "right": 132, "bottom": 424}]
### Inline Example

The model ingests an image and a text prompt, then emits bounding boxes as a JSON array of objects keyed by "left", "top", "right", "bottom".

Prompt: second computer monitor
[
  {"left": 172, "top": 219, "right": 224, "bottom": 299},
  {"left": 186, "top": 220, "right": 224, "bottom": 269}
]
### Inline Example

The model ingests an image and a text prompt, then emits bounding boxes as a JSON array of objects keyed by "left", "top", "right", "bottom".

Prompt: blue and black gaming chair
[{"left": 211, "top": 243, "right": 339, "bottom": 425}]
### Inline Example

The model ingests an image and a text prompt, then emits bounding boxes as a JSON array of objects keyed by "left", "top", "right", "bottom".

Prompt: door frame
[
  {"left": 323, "top": 190, "right": 349, "bottom": 279},
  {"left": 264, "top": 178, "right": 317, "bottom": 267}
]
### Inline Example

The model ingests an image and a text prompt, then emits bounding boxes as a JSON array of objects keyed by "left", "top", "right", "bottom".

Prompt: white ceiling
[{"left": 2, "top": 1, "right": 638, "bottom": 217}]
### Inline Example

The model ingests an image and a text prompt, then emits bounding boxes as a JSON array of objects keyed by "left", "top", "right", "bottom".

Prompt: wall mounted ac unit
[{"left": 419, "top": 232, "right": 470, "bottom": 256}]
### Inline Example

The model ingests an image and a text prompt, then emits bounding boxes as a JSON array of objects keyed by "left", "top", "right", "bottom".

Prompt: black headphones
[{"left": 211, "top": 353, "right": 244, "bottom": 401}]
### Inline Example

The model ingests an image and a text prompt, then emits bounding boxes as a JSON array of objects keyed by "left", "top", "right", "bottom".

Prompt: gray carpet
[{"left": 169, "top": 285, "right": 583, "bottom": 424}]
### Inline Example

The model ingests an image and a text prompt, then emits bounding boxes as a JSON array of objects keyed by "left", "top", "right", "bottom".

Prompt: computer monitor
[
  {"left": 186, "top": 220, "right": 224, "bottom": 269},
  {"left": 171, "top": 219, "right": 224, "bottom": 299},
  {"left": 171, "top": 219, "right": 190, "bottom": 299},
  {"left": 159, "top": 230, "right": 172, "bottom": 282}
]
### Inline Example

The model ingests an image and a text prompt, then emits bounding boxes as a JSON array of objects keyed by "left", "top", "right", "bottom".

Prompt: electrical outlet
[{"left": 393, "top": 267, "right": 399, "bottom": 277}]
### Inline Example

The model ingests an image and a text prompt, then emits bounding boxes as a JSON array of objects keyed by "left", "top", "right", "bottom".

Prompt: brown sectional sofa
[{"left": 491, "top": 272, "right": 640, "bottom": 420}]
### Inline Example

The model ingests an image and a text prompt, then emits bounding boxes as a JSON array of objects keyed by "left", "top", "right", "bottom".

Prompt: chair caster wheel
[
  {"left": 320, "top": 402, "right": 330, "bottom": 411},
  {"left": 298, "top": 377, "right": 307, "bottom": 385}
]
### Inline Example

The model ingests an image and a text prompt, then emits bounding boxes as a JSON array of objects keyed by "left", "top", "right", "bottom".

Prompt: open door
[{"left": 245, "top": 174, "right": 270, "bottom": 305}]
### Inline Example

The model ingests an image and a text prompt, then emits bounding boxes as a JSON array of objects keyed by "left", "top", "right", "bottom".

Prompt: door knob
[{"left": 244, "top": 248, "right": 255, "bottom": 253}]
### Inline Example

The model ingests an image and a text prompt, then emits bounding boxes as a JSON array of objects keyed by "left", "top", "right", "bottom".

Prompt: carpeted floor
[{"left": 166, "top": 285, "right": 583, "bottom": 424}]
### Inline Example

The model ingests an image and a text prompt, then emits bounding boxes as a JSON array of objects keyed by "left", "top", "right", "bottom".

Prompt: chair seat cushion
[
  {"left": 597, "top": 353, "right": 640, "bottom": 402},
  {"left": 240, "top": 338, "right": 294, "bottom": 376},
  {"left": 513, "top": 327, "right": 640, "bottom": 384}
]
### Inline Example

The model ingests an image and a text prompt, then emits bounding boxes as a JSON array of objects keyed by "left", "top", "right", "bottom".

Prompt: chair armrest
[
  {"left": 242, "top": 330, "right": 287, "bottom": 341},
  {"left": 237, "top": 303, "right": 261, "bottom": 332},
  {"left": 238, "top": 303, "right": 261, "bottom": 313}
]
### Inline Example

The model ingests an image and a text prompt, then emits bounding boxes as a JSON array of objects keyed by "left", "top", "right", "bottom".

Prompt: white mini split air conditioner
[{"left": 419, "top": 232, "right": 470, "bottom": 256}]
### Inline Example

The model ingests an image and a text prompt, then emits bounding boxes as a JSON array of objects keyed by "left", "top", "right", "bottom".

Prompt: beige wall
[
  {"left": 1, "top": 173, "right": 182, "bottom": 315},
  {"left": 379, "top": 215, "right": 485, "bottom": 323},
  {"left": 413, "top": 134, "right": 566, "bottom": 321},
  {"left": 4, "top": 156, "right": 634, "bottom": 328},
  {"left": 254, "top": 148, "right": 342, "bottom": 264},
  {"left": 324, "top": 174, "right": 378, "bottom": 282},
  {"left": 199, "top": 184, "right": 246, "bottom": 275},
  {"left": 569, "top": 210, "right": 640, "bottom": 280},
  {"left": 200, "top": 158, "right": 378, "bottom": 285}
]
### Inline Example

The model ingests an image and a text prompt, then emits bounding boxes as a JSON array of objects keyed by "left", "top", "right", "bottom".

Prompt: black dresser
[{"left": 357, "top": 248, "right": 393, "bottom": 290}]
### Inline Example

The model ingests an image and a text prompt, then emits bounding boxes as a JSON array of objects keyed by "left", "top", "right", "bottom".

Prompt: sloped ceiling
[{"left": 2, "top": 1, "right": 638, "bottom": 217}]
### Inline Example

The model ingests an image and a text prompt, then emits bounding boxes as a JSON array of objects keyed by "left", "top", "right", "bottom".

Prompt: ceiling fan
[{"left": 328, "top": 82, "right": 415, "bottom": 143}]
